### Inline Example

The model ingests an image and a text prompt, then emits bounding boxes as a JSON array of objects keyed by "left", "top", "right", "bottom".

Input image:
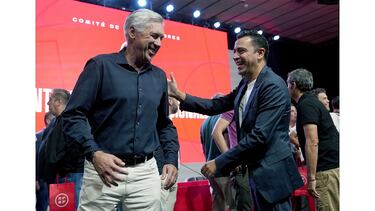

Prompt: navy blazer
[{"left": 180, "top": 66, "right": 303, "bottom": 203}]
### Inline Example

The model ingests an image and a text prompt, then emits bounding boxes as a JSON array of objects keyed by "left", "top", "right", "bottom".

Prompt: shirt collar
[
  {"left": 115, "top": 47, "right": 128, "bottom": 65},
  {"left": 115, "top": 47, "right": 152, "bottom": 73}
]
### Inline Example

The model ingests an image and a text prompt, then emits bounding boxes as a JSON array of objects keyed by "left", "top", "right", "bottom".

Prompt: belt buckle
[
  {"left": 134, "top": 155, "right": 142, "bottom": 159},
  {"left": 125, "top": 155, "right": 136, "bottom": 166},
  {"left": 134, "top": 155, "right": 146, "bottom": 165}
]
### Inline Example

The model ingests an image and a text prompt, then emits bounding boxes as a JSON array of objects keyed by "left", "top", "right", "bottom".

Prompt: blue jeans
[
  {"left": 116, "top": 202, "right": 123, "bottom": 211},
  {"left": 56, "top": 172, "right": 84, "bottom": 210},
  {"left": 36, "top": 179, "right": 48, "bottom": 211}
]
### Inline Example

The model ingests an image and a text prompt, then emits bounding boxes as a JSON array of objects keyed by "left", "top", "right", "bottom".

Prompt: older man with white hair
[{"left": 62, "top": 9, "right": 179, "bottom": 211}]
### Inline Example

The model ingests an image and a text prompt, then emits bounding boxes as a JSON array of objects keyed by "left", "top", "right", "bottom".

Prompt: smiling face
[
  {"left": 317, "top": 92, "right": 330, "bottom": 111},
  {"left": 232, "top": 36, "right": 265, "bottom": 78},
  {"left": 130, "top": 22, "right": 164, "bottom": 64}
]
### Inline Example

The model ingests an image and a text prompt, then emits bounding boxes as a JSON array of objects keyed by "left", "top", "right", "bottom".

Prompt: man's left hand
[
  {"left": 201, "top": 159, "right": 217, "bottom": 178},
  {"left": 161, "top": 164, "right": 178, "bottom": 190}
]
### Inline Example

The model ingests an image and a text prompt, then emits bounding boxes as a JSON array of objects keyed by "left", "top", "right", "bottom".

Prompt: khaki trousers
[
  {"left": 77, "top": 158, "right": 161, "bottom": 211},
  {"left": 316, "top": 167, "right": 340, "bottom": 211}
]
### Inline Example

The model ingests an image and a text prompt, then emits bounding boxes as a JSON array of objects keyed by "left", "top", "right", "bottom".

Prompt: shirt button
[
  {"left": 139, "top": 104, "right": 142, "bottom": 108},
  {"left": 137, "top": 122, "right": 140, "bottom": 126}
]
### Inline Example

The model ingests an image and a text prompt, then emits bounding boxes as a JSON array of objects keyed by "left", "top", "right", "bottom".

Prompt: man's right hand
[
  {"left": 91, "top": 151, "right": 129, "bottom": 187},
  {"left": 168, "top": 73, "right": 186, "bottom": 101}
]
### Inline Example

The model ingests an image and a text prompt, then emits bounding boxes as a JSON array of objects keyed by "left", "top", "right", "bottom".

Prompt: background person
[{"left": 287, "top": 68, "right": 339, "bottom": 210}]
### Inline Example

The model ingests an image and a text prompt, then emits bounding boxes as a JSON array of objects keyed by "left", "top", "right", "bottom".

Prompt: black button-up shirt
[{"left": 61, "top": 48, "right": 179, "bottom": 167}]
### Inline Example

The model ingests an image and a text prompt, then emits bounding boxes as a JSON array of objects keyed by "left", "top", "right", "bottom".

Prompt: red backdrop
[{"left": 36, "top": 0, "right": 231, "bottom": 163}]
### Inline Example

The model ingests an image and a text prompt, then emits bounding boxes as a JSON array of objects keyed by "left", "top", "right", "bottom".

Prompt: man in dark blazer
[{"left": 168, "top": 30, "right": 303, "bottom": 210}]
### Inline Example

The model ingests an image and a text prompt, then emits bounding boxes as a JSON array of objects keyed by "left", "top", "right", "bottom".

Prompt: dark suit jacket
[{"left": 180, "top": 66, "right": 303, "bottom": 203}]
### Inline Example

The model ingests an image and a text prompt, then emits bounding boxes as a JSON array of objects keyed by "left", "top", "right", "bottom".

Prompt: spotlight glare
[
  {"left": 213, "top": 22, "right": 221, "bottom": 28},
  {"left": 257, "top": 30, "right": 263, "bottom": 35},
  {"left": 234, "top": 27, "right": 241, "bottom": 34},
  {"left": 193, "top": 10, "right": 201, "bottom": 18},
  {"left": 273, "top": 35, "right": 280, "bottom": 40},
  {"left": 166, "top": 4, "right": 174, "bottom": 12},
  {"left": 137, "top": 0, "right": 147, "bottom": 7}
]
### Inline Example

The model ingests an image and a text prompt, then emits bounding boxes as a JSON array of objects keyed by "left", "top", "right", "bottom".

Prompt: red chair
[
  {"left": 292, "top": 166, "right": 316, "bottom": 211},
  {"left": 174, "top": 180, "right": 212, "bottom": 211}
]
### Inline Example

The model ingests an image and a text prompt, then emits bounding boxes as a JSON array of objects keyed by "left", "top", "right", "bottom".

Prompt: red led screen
[{"left": 36, "top": 0, "right": 231, "bottom": 162}]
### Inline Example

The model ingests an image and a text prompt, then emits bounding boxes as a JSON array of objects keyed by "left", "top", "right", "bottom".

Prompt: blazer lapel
[
  {"left": 241, "top": 86, "right": 258, "bottom": 123},
  {"left": 234, "top": 81, "right": 247, "bottom": 109},
  {"left": 234, "top": 79, "right": 248, "bottom": 130},
  {"left": 240, "top": 66, "right": 269, "bottom": 125}
]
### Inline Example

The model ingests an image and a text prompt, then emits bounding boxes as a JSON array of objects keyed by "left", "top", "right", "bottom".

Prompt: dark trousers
[
  {"left": 249, "top": 178, "right": 292, "bottom": 211},
  {"left": 231, "top": 168, "right": 253, "bottom": 211},
  {"left": 36, "top": 180, "right": 49, "bottom": 211}
]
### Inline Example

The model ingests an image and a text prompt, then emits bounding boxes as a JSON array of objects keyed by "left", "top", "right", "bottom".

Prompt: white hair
[{"left": 124, "top": 9, "right": 163, "bottom": 39}]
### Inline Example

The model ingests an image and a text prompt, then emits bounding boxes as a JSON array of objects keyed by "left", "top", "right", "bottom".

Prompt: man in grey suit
[{"left": 168, "top": 30, "right": 303, "bottom": 210}]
